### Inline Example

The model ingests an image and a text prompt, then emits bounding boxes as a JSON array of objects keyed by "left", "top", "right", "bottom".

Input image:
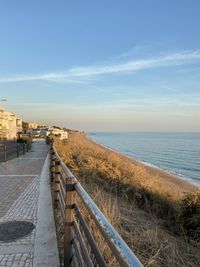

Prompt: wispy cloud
[
  {"left": 0, "top": 73, "right": 88, "bottom": 84},
  {"left": 69, "top": 50, "right": 200, "bottom": 77},
  {"left": 0, "top": 50, "right": 200, "bottom": 83},
  {"left": 112, "top": 45, "right": 148, "bottom": 59}
]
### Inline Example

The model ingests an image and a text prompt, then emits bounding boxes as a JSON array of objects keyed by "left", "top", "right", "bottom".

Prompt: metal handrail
[
  {"left": 0, "top": 141, "right": 31, "bottom": 162},
  {"left": 50, "top": 144, "right": 143, "bottom": 267}
]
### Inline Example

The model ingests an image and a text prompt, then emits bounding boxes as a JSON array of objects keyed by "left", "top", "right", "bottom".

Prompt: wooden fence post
[
  {"left": 50, "top": 143, "right": 56, "bottom": 183},
  {"left": 54, "top": 160, "right": 60, "bottom": 208},
  {"left": 64, "top": 177, "right": 76, "bottom": 267}
]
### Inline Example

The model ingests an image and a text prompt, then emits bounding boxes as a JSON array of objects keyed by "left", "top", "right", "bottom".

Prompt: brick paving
[
  {"left": 0, "top": 140, "right": 52, "bottom": 267},
  {"left": 0, "top": 176, "right": 35, "bottom": 218}
]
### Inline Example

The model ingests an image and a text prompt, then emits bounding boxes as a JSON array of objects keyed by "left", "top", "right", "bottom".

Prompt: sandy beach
[{"left": 84, "top": 132, "right": 197, "bottom": 198}]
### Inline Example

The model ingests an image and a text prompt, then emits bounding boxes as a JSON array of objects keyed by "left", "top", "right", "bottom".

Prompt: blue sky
[{"left": 0, "top": 0, "right": 200, "bottom": 131}]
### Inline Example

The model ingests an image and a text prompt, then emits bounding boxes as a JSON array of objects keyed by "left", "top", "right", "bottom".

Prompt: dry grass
[
  {"left": 53, "top": 132, "right": 200, "bottom": 267},
  {"left": 177, "top": 189, "right": 200, "bottom": 241}
]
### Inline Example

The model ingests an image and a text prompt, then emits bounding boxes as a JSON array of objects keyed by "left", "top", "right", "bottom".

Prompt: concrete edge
[{"left": 33, "top": 154, "right": 60, "bottom": 267}]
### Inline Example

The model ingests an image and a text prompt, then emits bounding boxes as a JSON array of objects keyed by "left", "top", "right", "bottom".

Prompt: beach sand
[{"left": 83, "top": 132, "right": 197, "bottom": 198}]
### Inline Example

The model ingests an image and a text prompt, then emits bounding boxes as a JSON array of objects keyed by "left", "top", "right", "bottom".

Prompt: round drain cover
[{"left": 0, "top": 221, "right": 34, "bottom": 242}]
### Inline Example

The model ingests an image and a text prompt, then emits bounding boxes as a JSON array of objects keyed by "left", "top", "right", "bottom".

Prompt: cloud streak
[{"left": 0, "top": 50, "right": 200, "bottom": 83}]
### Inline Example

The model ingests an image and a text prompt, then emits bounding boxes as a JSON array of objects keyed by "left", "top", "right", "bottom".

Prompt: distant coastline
[
  {"left": 87, "top": 132, "right": 197, "bottom": 195},
  {"left": 87, "top": 132, "right": 200, "bottom": 187}
]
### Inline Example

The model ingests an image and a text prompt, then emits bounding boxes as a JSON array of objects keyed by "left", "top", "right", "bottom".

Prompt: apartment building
[
  {"left": 23, "top": 121, "right": 38, "bottom": 130},
  {"left": 16, "top": 118, "right": 23, "bottom": 133},
  {"left": 51, "top": 128, "right": 68, "bottom": 139},
  {"left": 0, "top": 107, "right": 22, "bottom": 140},
  {"left": 28, "top": 122, "right": 38, "bottom": 129}
]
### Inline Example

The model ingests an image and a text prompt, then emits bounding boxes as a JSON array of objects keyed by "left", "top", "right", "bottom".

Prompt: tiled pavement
[
  {"left": 0, "top": 176, "right": 35, "bottom": 219},
  {"left": 0, "top": 140, "right": 59, "bottom": 267}
]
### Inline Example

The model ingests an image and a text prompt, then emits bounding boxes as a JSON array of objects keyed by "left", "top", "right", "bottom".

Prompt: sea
[{"left": 89, "top": 132, "right": 200, "bottom": 186}]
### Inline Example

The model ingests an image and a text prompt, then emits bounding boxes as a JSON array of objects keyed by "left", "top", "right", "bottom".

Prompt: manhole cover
[{"left": 0, "top": 221, "right": 34, "bottom": 242}]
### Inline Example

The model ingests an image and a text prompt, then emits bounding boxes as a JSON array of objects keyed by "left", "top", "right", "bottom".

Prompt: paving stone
[
  {"left": 0, "top": 176, "right": 34, "bottom": 218},
  {"left": 0, "top": 140, "right": 51, "bottom": 267}
]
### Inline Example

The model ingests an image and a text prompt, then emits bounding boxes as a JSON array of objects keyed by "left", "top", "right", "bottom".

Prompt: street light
[{"left": 0, "top": 99, "right": 7, "bottom": 111}]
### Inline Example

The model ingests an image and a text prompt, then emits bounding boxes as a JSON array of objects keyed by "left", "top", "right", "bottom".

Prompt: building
[
  {"left": 31, "top": 128, "right": 41, "bottom": 137},
  {"left": 23, "top": 121, "right": 38, "bottom": 131},
  {"left": 0, "top": 107, "right": 22, "bottom": 140},
  {"left": 28, "top": 122, "right": 38, "bottom": 130},
  {"left": 16, "top": 118, "right": 23, "bottom": 133},
  {"left": 40, "top": 128, "right": 51, "bottom": 138},
  {"left": 51, "top": 128, "right": 68, "bottom": 140}
]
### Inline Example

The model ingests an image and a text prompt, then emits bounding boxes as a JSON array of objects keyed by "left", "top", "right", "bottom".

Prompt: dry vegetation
[{"left": 53, "top": 132, "right": 200, "bottom": 267}]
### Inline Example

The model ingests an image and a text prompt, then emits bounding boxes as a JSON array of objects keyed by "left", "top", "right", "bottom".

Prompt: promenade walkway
[{"left": 0, "top": 140, "right": 59, "bottom": 267}]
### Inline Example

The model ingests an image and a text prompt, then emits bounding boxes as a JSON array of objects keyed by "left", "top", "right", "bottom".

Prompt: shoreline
[
  {"left": 84, "top": 132, "right": 197, "bottom": 196},
  {"left": 91, "top": 137, "right": 199, "bottom": 186}
]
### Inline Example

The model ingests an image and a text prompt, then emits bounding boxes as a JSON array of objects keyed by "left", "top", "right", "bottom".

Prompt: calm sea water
[{"left": 89, "top": 132, "right": 200, "bottom": 186}]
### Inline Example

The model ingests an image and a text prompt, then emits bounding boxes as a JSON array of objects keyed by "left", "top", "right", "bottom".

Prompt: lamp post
[
  {"left": 0, "top": 98, "right": 8, "bottom": 109},
  {"left": 0, "top": 99, "right": 7, "bottom": 107}
]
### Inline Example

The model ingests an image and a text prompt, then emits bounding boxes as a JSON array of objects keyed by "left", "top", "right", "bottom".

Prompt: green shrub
[
  {"left": 17, "top": 137, "right": 31, "bottom": 143},
  {"left": 177, "top": 189, "right": 200, "bottom": 241}
]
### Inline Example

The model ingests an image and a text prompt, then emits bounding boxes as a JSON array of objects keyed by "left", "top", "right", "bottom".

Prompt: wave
[{"left": 89, "top": 132, "right": 200, "bottom": 187}]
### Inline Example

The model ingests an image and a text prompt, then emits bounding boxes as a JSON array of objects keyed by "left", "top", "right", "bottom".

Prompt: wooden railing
[
  {"left": 50, "top": 143, "right": 143, "bottom": 267},
  {"left": 0, "top": 141, "right": 31, "bottom": 162}
]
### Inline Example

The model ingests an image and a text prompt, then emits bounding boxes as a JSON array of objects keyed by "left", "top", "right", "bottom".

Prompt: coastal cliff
[{"left": 54, "top": 131, "right": 200, "bottom": 267}]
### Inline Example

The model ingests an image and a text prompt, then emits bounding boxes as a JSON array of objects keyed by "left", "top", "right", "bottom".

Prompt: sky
[{"left": 0, "top": 0, "right": 200, "bottom": 132}]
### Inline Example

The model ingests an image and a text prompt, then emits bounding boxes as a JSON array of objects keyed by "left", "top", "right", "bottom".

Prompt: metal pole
[
  {"left": 26, "top": 143, "right": 28, "bottom": 152},
  {"left": 4, "top": 145, "right": 7, "bottom": 162},
  {"left": 17, "top": 144, "right": 19, "bottom": 157},
  {"left": 28, "top": 141, "right": 31, "bottom": 151},
  {"left": 64, "top": 177, "right": 76, "bottom": 267},
  {"left": 23, "top": 143, "right": 25, "bottom": 154}
]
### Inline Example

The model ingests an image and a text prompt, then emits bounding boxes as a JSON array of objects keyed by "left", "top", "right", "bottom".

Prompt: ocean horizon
[{"left": 89, "top": 132, "right": 200, "bottom": 186}]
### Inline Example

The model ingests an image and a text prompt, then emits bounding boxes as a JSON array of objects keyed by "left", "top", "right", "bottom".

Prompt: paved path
[{"left": 0, "top": 140, "right": 59, "bottom": 267}]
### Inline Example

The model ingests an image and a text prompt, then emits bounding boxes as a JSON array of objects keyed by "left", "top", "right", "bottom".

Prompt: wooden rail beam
[{"left": 64, "top": 177, "right": 76, "bottom": 267}]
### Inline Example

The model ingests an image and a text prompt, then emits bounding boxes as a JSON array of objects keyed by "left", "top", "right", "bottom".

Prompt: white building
[
  {"left": 0, "top": 107, "right": 22, "bottom": 140},
  {"left": 40, "top": 128, "right": 51, "bottom": 138},
  {"left": 51, "top": 128, "right": 68, "bottom": 140}
]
